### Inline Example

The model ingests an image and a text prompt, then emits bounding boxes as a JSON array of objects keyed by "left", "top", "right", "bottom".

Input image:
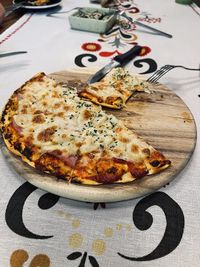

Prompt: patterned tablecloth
[{"left": 0, "top": 0, "right": 200, "bottom": 266}]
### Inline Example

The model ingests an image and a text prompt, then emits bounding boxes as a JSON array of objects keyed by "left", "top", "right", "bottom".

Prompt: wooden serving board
[{"left": 1, "top": 70, "right": 197, "bottom": 202}]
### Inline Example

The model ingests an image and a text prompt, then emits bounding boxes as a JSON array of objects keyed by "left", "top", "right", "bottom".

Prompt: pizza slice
[
  {"left": 79, "top": 67, "right": 148, "bottom": 109},
  {"left": 0, "top": 73, "right": 170, "bottom": 185}
]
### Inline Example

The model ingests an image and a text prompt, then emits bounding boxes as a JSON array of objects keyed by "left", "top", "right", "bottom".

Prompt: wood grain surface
[{"left": 0, "top": 70, "right": 197, "bottom": 202}]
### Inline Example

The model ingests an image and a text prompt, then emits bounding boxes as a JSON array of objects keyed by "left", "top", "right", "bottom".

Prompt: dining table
[{"left": 0, "top": 0, "right": 200, "bottom": 266}]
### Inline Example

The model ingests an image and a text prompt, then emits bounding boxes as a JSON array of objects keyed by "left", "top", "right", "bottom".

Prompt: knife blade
[
  {"left": 87, "top": 45, "right": 142, "bottom": 84},
  {"left": 0, "top": 51, "right": 27, "bottom": 58}
]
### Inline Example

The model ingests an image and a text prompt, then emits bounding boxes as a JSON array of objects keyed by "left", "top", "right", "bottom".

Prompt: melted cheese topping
[
  {"left": 85, "top": 67, "right": 147, "bottom": 102},
  {"left": 13, "top": 74, "right": 153, "bottom": 164},
  {"left": 87, "top": 83, "right": 122, "bottom": 99}
]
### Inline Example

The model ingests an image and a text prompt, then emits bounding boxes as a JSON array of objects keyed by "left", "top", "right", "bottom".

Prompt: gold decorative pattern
[
  {"left": 104, "top": 227, "right": 113, "bottom": 237},
  {"left": 72, "top": 219, "right": 81, "bottom": 228},
  {"left": 10, "top": 249, "right": 50, "bottom": 267},
  {"left": 116, "top": 224, "right": 123, "bottom": 230},
  {"left": 69, "top": 233, "right": 84, "bottom": 249},
  {"left": 10, "top": 250, "right": 29, "bottom": 267},
  {"left": 92, "top": 239, "right": 106, "bottom": 255}
]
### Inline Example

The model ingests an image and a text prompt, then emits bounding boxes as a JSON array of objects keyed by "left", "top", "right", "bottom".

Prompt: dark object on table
[
  {"left": 90, "top": 0, "right": 118, "bottom": 8},
  {"left": 87, "top": 45, "right": 142, "bottom": 84}
]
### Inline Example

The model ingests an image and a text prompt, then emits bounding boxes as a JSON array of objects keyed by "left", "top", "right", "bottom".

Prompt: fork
[
  {"left": 46, "top": 7, "right": 82, "bottom": 17},
  {"left": 147, "top": 64, "right": 200, "bottom": 83},
  {"left": 119, "top": 11, "right": 172, "bottom": 38},
  {"left": 4, "top": 1, "right": 26, "bottom": 17}
]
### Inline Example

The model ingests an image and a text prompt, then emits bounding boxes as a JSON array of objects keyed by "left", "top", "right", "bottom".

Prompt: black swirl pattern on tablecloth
[
  {"left": 75, "top": 52, "right": 157, "bottom": 75},
  {"left": 5, "top": 182, "right": 59, "bottom": 239},
  {"left": 118, "top": 191, "right": 185, "bottom": 261},
  {"left": 74, "top": 54, "right": 98, "bottom": 67},
  {"left": 5, "top": 182, "right": 184, "bottom": 263},
  {"left": 67, "top": 252, "right": 99, "bottom": 267},
  {"left": 133, "top": 58, "right": 157, "bottom": 74}
]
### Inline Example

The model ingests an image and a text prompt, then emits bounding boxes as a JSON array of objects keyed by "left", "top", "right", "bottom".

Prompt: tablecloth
[{"left": 0, "top": 0, "right": 200, "bottom": 266}]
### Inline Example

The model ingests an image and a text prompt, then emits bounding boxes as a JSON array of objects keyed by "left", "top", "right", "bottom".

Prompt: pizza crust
[{"left": 79, "top": 90, "right": 124, "bottom": 109}]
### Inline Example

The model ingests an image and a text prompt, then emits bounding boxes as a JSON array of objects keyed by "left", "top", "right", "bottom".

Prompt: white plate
[{"left": 13, "top": 0, "right": 62, "bottom": 10}]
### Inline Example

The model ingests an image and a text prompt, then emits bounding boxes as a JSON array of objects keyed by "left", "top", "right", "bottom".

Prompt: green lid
[{"left": 175, "top": 0, "right": 193, "bottom": 4}]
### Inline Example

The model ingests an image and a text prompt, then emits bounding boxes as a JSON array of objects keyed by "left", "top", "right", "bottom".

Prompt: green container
[
  {"left": 175, "top": 0, "right": 193, "bottom": 4},
  {"left": 69, "top": 7, "right": 117, "bottom": 33}
]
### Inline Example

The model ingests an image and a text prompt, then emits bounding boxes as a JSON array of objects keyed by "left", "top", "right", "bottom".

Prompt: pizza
[
  {"left": 28, "top": 0, "right": 49, "bottom": 6},
  {"left": 79, "top": 67, "right": 148, "bottom": 109},
  {"left": 0, "top": 72, "right": 171, "bottom": 185}
]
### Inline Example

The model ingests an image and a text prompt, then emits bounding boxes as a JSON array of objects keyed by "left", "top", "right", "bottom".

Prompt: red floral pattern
[{"left": 81, "top": 43, "right": 101, "bottom": 52}]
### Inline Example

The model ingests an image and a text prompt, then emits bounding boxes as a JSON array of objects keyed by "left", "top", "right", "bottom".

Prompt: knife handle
[{"left": 114, "top": 45, "right": 142, "bottom": 65}]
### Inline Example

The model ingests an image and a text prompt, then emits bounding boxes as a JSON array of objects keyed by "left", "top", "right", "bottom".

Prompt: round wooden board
[{"left": 1, "top": 70, "right": 197, "bottom": 202}]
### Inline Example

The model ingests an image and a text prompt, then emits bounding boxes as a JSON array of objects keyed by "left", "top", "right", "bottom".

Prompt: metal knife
[
  {"left": 87, "top": 45, "right": 142, "bottom": 84},
  {"left": 119, "top": 11, "right": 172, "bottom": 39},
  {"left": 0, "top": 51, "right": 27, "bottom": 58}
]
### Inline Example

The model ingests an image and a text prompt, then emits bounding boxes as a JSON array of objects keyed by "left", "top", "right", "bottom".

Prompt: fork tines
[
  {"left": 147, "top": 64, "right": 200, "bottom": 84},
  {"left": 147, "top": 65, "right": 174, "bottom": 83}
]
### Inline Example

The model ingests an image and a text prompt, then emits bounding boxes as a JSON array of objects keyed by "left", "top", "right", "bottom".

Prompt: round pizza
[{"left": 0, "top": 71, "right": 171, "bottom": 185}]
